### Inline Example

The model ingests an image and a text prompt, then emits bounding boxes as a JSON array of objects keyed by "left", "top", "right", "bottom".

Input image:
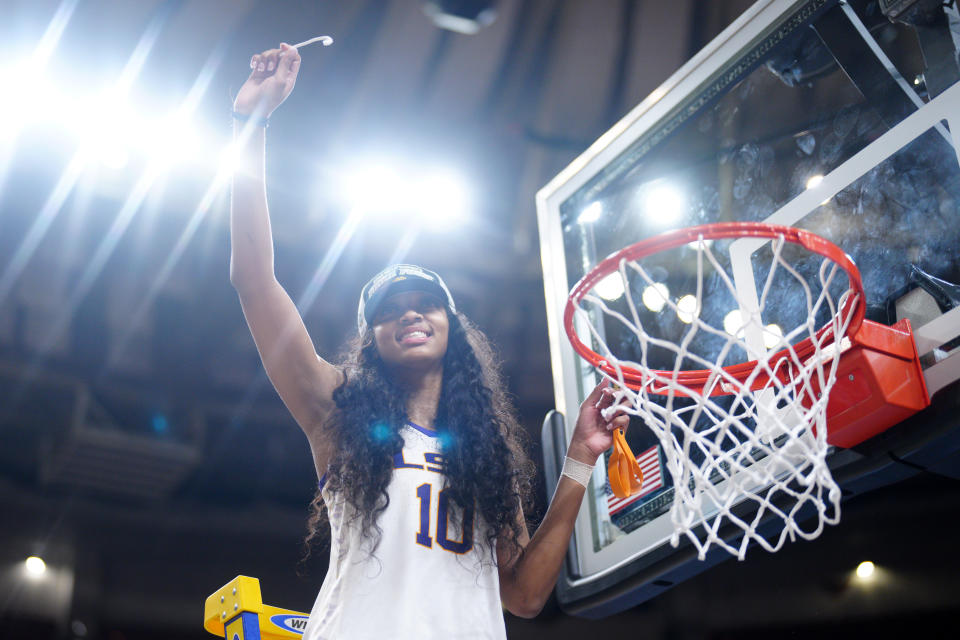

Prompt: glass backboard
[{"left": 537, "top": 0, "right": 960, "bottom": 617}]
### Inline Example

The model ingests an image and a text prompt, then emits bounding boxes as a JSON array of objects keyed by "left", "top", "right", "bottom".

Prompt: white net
[{"left": 572, "top": 232, "right": 862, "bottom": 560}]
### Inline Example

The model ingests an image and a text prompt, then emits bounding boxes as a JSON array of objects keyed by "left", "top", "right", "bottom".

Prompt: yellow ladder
[{"left": 204, "top": 576, "right": 309, "bottom": 640}]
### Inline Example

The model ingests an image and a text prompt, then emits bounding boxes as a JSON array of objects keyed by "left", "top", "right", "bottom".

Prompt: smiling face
[{"left": 371, "top": 290, "right": 450, "bottom": 372}]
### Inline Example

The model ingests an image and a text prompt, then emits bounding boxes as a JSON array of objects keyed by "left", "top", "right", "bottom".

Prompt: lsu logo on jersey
[{"left": 393, "top": 450, "right": 444, "bottom": 472}]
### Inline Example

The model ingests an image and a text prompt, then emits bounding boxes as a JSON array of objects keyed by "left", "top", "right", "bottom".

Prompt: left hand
[{"left": 566, "top": 380, "right": 630, "bottom": 464}]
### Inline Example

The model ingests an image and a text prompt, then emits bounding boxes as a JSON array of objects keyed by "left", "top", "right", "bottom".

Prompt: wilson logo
[{"left": 270, "top": 614, "right": 309, "bottom": 634}]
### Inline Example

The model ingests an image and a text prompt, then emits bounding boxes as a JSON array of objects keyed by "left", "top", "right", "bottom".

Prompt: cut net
[{"left": 567, "top": 226, "right": 863, "bottom": 560}]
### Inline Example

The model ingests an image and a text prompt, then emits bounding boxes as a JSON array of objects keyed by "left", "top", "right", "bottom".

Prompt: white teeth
[{"left": 403, "top": 330, "right": 427, "bottom": 339}]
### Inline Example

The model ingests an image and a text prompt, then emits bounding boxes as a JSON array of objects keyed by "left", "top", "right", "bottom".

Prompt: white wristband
[{"left": 560, "top": 456, "right": 595, "bottom": 488}]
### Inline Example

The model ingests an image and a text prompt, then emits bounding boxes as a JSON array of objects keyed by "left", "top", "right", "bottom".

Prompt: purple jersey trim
[
  {"left": 407, "top": 421, "right": 439, "bottom": 437},
  {"left": 318, "top": 471, "right": 327, "bottom": 489}
]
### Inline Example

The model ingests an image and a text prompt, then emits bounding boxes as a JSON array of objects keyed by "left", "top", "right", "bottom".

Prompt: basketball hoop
[{"left": 565, "top": 222, "right": 868, "bottom": 560}]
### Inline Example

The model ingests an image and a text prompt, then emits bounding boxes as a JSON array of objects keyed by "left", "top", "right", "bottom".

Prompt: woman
[{"left": 230, "top": 42, "right": 628, "bottom": 639}]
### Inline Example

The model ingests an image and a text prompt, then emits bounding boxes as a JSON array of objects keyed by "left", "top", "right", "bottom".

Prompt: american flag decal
[{"left": 606, "top": 444, "right": 664, "bottom": 515}]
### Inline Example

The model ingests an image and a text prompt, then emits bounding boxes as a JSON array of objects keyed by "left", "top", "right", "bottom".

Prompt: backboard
[{"left": 537, "top": 0, "right": 960, "bottom": 617}]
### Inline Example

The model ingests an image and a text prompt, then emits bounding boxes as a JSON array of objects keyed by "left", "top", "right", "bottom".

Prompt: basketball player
[{"left": 231, "top": 42, "right": 628, "bottom": 639}]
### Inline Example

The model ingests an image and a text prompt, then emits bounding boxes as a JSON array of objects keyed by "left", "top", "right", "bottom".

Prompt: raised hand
[
  {"left": 566, "top": 381, "right": 630, "bottom": 464},
  {"left": 234, "top": 43, "right": 301, "bottom": 117}
]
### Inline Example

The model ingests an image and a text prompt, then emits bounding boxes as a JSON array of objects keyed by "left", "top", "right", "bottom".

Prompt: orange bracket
[{"left": 821, "top": 318, "right": 931, "bottom": 448}]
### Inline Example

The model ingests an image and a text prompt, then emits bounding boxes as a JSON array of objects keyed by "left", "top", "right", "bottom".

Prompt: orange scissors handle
[{"left": 607, "top": 428, "right": 644, "bottom": 499}]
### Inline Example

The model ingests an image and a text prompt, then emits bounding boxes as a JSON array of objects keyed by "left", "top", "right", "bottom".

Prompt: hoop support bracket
[{"left": 818, "top": 318, "right": 931, "bottom": 448}]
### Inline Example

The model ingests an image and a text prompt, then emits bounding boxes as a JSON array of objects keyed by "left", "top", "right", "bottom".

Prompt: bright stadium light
[
  {"left": 763, "top": 323, "right": 783, "bottom": 349},
  {"left": 24, "top": 556, "right": 47, "bottom": 577},
  {"left": 806, "top": 173, "right": 832, "bottom": 205},
  {"left": 145, "top": 113, "right": 204, "bottom": 168},
  {"left": 642, "top": 283, "right": 669, "bottom": 312},
  {"left": 415, "top": 168, "right": 471, "bottom": 229},
  {"left": 723, "top": 309, "right": 745, "bottom": 336},
  {"left": 70, "top": 95, "right": 138, "bottom": 169},
  {"left": 855, "top": 560, "right": 875, "bottom": 581},
  {"left": 595, "top": 272, "right": 625, "bottom": 301},
  {"left": 642, "top": 182, "right": 685, "bottom": 226},
  {"left": 218, "top": 141, "right": 243, "bottom": 176},
  {"left": 98, "top": 143, "right": 130, "bottom": 170},
  {"left": 676, "top": 294, "right": 698, "bottom": 323},
  {"left": 578, "top": 201, "right": 602, "bottom": 224},
  {"left": 339, "top": 160, "right": 473, "bottom": 230},
  {"left": 0, "top": 62, "right": 59, "bottom": 139},
  {"left": 341, "top": 162, "right": 410, "bottom": 214},
  {"left": 88, "top": 118, "right": 133, "bottom": 169},
  {"left": 806, "top": 174, "right": 824, "bottom": 190}
]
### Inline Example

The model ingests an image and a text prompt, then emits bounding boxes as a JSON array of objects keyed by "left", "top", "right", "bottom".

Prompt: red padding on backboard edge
[{"left": 816, "top": 319, "right": 931, "bottom": 448}]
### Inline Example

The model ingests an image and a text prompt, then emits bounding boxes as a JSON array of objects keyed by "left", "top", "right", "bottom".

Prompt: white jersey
[{"left": 303, "top": 422, "right": 507, "bottom": 640}]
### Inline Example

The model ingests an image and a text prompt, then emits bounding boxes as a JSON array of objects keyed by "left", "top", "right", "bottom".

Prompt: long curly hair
[{"left": 303, "top": 311, "right": 535, "bottom": 564}]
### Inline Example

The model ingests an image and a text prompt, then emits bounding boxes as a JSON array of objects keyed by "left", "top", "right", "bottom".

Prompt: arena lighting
[
  {"left": 98, "top": 143, "right": 130, "bottom": 170},
  {"left": 143, "top": 114, "right": 206, "bottom": 168},
  {"left": 77, "top": 40, "right": 222, "bottom": 171},
  {"left": 855, "top": 560, "right": 876, "bottom": 581},
  {"left": 578, "top": 201, "right": 603, "bottom": 224},
  {"left": 2, "top": 13, "right": 233, "bottom": 399},
  {"left": 0, "top": 64, "right": 60, "bottom": 141},
  {"left": 641, "top": 283, "right": 669, "bottom": 312},
  {"left": 642, "top": 182, "right": 685, "bottom": 226},
  {"left": 3, "top": 44, "right": 221, "bottom": 175},
  {"left": 0, "top": 75, "right": 218, "bottom": 172},
  {"left": 94, "top": 52, "right": 229, "bottom": 378},
  {"left": 1, "top": 0, "right": 154, "bottom": 144},
  {"left": 414, "top": 168, "right": 471, "bottom": 229},
  {"left": 341, "top": 163, "right": 409, "bottom": 213},
  {"left": 0, "top": 152, "right": 88, "bottom": 310},
  {"left": 723, "top": 309, "right": 745, "bottom": 336},
  {"left": 676, "top": 294, "right": 698, "bottom": 323},
  {"left": 805, "top": 173, "right": 833, "bottom": 205},
  {"left": 24, "top": 556, "right": 47, "bottom": 577},
  {"left": 56, "top": 93, "right": 130, "bottom": 168},
  {"left": 14, "top": 58, "right": 216, "bottom": 393},
  {"left": 59, "top": 90, "right": 215, "bottom": 171},
  {"left": 33, "top": 0, "right": 79, "bottom": 67},
  {"left": 340, "top": 161, "right": 472, "bottom": 229},
  {"left": 595, "top": 272, "right": 625, "bottom": 301},
  {"left": 148, "top": 47, "right": 224, "bottom": 170},
  {"left": 218, "top": 141, "right": 243, "bottom": 175},
  {"left": 0, "top": 0, "right": 76, "bottom": 138},
  {"left": 763, "top": 323, "right": 783, "bottom": 349},
  {"left": 104, "top": 144, "right": 242, "bottom": 373}
]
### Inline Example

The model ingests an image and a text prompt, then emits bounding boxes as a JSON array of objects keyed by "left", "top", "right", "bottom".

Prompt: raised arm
[
  {"left": 497, "top": 382, "right": 627, "bottom": 618},
  {"left": 231, "top": 44, "right": 340, "bottom": 474}
]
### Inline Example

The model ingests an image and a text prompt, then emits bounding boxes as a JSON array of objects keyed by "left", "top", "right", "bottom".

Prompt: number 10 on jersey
[{"left": 415, "top": 483, "right": 474, "bottom": 553}]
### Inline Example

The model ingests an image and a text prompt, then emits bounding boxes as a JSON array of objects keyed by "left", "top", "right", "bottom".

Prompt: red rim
[{"left": 563, "top": 222, "right": 866, "bottom": 395}]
